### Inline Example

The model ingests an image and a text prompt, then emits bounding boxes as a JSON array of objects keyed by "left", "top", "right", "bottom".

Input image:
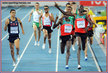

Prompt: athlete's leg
[
  {"left": 37, "top": 27, "right": 41, "bottom": 42},
  {"left": 90, "top": 36, "right": 93, "bottom": 45},
  {"left": 48, "top": 33, "right": 51, "bottom": 53},
  {"left": 43, "top": 29, "right": 48, "bottom": 44},
  {"left": 14, "top": 38, "right": 20, "bottom": 56},
  {"left": 66, "top": 40, "right": 71, "bottom": 68},
  {"left": 42, "top": 29, "right": 48, "bottom": 49},
  {"left": 33, "top": 24, "right": 37, "bottom": 46},
  {"left": 77, "top": 36, "right": 81, "bottom": 69},
  {"left": 9, "top": 42, "right": 15, "bottom": 66}
]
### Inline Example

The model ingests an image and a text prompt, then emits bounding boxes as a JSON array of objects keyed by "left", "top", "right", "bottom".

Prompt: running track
[{"left": 2, "top": 6, "right": 106, "bottom": 72}]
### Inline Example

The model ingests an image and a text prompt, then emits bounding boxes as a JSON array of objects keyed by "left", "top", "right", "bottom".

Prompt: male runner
[
  {"left": 4, "top": 9, "right": 24, "bottom": 66},
  {"left": 53, "top": 6, "right": 74, "bottom": 69},
  {"left": 28, "top": 2, "right": 42, "bottom": 46},
  {"left": 39, "top": 5, "right": 54, "bottom": 54}
]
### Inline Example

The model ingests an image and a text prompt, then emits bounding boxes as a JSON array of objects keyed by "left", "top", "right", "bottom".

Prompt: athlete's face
[
  {"left": 67, "top": 6, "right": 72, "bottom": 13},
  {"left": 44, "top": 7, "right": 49, "bottom": 13},
  {"left": 35, "top": 4, "right": 39, "bottom": 9},
  {"left": 10, "top": 11, "right": 16, "bottom": 17},
  {"left": 66, "top": 4, "right": 71, "bottom": 11}
]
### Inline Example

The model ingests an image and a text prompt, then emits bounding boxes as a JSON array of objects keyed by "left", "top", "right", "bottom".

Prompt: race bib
[
  {"left": 64, "top": 25, "right": 72, "bottom": 33},
  {"left": 10, "top": 27, "right": 18, "bottom": 34},
  {"left": 44, "top": 18, "right": 51, "bottom": 25},
  {"left": 33, "top": 15, "right": 40, "bottom": 22},
  {"left": 77, "top": 20, "right": 85, "bottom": 28}
]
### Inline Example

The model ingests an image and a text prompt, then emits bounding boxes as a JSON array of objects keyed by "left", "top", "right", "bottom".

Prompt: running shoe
[
  {"left": 48, "top": 49, "right": 51, "bottom": 54},
  {"left": 13, "top": 61, "right": 16, "bottom": 66},
  {"left": 42, "top": 44, "right": 45, "bottom": 49},
  {"left": 78, "top": 65, "right": 81, "bottom": 69},
  {"left": 34, "top": 41, "right": 37, "bottom": 46},
  {"left": 37, "top": 41, "right": 40, "bottom": 46},
  {"left": 65, "top": 65, "right": 69, "bottom": 69},
  {"left": 85, "top": 56, "right": 88, "bottom": 61}
]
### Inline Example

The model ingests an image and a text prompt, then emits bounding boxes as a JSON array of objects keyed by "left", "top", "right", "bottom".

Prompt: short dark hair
[
  {"left": 72, "top": 2, "right": 76, "bottom": 4},
  {"left": 35, "top": 2, "right": 39, "bottom": 5},
  {"left": 66, "top": 3, "right": 70, "bottom": 6},
  {"left": 44, "top": 5, "right": 49, "bottom": 8},
  {"left": 10, "top": 9, "right": 15, "bottom": 13}
]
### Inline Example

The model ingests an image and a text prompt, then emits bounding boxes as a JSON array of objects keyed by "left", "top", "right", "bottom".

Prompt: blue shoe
[
  {"left": 85, "top": 57, "right": 88, "bottom": 61},
  {"left": 65, "top": 65, "right": 69, "bottom": 69}
]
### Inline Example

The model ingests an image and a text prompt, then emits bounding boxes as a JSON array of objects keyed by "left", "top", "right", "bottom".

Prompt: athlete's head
[
  {"left": 78, "top": 5, "right": 85, "bottom": 14},
  {"left": 10, "top": 9, "right": 16, "bottom": 17},
  {"left": 35, "top": 2, "right": 39, "bottom": 10},
  {"left": 44, "top": 5, "right": 49, "bottom": 13},
  {"left": 66, "top": 3, "right": 71, "bottom": 11},
  {"left": 67, "top": 6, "right": 72, "bottom": 13},
  {"left": 71, "top": 2, "right": 77, "bottom": 7},
  {"left": 84, "top": 8, "right": 89, "bottom": 14}
]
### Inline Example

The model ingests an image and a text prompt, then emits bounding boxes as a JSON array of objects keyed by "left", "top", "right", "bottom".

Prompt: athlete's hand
[
  {"left": 55, "top": 2, "right": 58, "bottom": 7},
  {"left": 22, "top": 30, "right": 25, "bottom": 35}
]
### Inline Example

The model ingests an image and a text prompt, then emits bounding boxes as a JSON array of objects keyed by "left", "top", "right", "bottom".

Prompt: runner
[
  {"left": 55, "top": 3, "right": 95, "bottom": 69},
  {"left": 28, "top": 2, "right": 42, "bottom": 46},
  {"left": 53, "top": 6, "right": 74, "bottom": 69},
  {"left": 4, "top": 9, "right": 24, "bottom": 66},
  {"left": 39, "top": 5, "right": 54, "bottom": 54}
]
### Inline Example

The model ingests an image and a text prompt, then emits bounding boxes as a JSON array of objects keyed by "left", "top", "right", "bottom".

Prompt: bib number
[
  {"left": 44, "top": 18, "right": 51, "bottom": 25},
  {"left": 10, "top": 27, "right": 18, "bottom": 34},
  {"left": 77, "top": 21, "right": 85, "bottom": 28},
  {"left": 64, "top": 25, "right": 72, "bottom": 33}
]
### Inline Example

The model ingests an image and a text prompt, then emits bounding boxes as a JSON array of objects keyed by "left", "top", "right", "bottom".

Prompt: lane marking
[
  {"left": 12, "top": 33, "right": 34, "bottom": 72},
  {"left": 88, "top": 43, "right": 102, "bottom": 72}
]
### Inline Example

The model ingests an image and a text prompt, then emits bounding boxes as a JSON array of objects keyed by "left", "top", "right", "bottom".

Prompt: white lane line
[
  {"left": 55, "top": 11, "right": 61, "bottom": 72},
  {"left": 12, "top": 33, "right": 34, "bottom": 72},
  {"left": 1, "top": 8, "right": 33, "bottom": 41},
  {"left": 55, "top": 28, "right": 60, "bottom": 72},
  {"left": 94, "top": 34, "right": 106, "bottom": 56},
  {"left": 88, "top": 43, "right": 102, "bottom": 72},
  {"left": 2, "top": 8, "right": 21, "bottom": 22}
]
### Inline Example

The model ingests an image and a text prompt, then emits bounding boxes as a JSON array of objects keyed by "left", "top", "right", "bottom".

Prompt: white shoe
[
  {"left": 13, "top": 61, "right": 16, "bottom": 66},
  {"left": 48, "top": 49, "right": 51, "bottom": 54},
  {"left": 72, "top": 45, "right": 75, "bottom": 51},
  {"left": 34, "top": 41, "right": 37, "bottom": 46},
  {"left": 42, "top": 44, "right": 45, "bottom": 50},
  {"left": 17, "top": 55, "right": 20, "bottom": 61},
  {"left": 37, "top": 42, "right": 40, "bottom": 46},
  {"left": 78, "top": 65, "right": 81, "bottom": 69}
]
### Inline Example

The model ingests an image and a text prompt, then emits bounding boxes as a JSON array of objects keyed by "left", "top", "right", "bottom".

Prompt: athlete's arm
[
  {"left": 85, "top": 15, "right": 94, "bottom": 31},
  {"left": 39, "top": 14, "right": 42, "bottom": 28},
  {"left": 53, "top": 17, "right": 62, "bottom": 29},
  {"left": 50, "top": 13, "right": 55, "bottom": 22},
  {"left": 17, "top": 18, "right": 24, "bottom": 34},
  {"left": 28, "top": 9, "right": 33, "bottom": 22},
  {"left": 55, "top": 2, "right": 75, "bottom": 16},
  {"left": 90, "top": 15, "right": 97, "bottom": 27},
  {"left": 4, "top": 19, "right": 9, "bottom": 31}
]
